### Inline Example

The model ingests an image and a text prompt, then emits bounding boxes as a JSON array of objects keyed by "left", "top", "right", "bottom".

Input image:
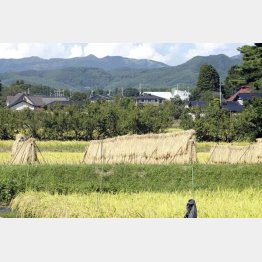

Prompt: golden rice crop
[
  {"left": 0, "top": 152, "right": 83, "bottom": 164},
  {"left": 11, "top": 189, "right": 262, "bottom": 218},
  {"left": 0, "top": 140, "right": 86, "bottom": 152}
]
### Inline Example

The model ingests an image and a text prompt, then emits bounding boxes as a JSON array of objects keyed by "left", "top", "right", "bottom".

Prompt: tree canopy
[
  {"left": 224, "top": 44, "right": 262, "bottom": 97},
  {"left": 191, "top": 64, "right": 220, "bottom": 100}
]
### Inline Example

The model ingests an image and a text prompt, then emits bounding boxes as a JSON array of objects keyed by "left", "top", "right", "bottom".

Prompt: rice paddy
[
  {"left": 11, "top": 189, "right": 262, "bottom": 218},
  {"left": 0, "top": 138, "right": 261, "bottom": 218}
]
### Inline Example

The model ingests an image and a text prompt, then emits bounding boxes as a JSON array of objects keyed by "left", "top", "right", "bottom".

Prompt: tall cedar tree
[
  {"left": 192, "top": 64, "right": 220, "bottom": 100},
  {"left": 197, "top": 64, "right": 220, "bottom": 92}
]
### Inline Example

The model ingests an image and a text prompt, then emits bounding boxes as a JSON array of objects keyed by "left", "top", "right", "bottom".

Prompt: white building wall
[
  {"left": 11, "top": 102, "right": 35, "bottom": 110},
  {"left": 172, "top": 90, "right": 190, "bottom": 101}
]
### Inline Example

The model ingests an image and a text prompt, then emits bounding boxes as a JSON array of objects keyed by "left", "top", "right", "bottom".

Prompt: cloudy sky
[{"left": 0, "top": 43, "right": 244, "bottom": 66}]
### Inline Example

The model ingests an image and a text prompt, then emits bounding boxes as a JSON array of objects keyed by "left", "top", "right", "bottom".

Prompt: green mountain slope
[
  {"left": 0, "top": 54, "right": 242, "bottom": 91},
  {"left": 0, "top": 55, "right": 167, "bottom": 73}
]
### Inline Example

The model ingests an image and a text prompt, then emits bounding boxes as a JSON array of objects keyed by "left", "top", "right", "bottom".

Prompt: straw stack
[
  {"left": 82, "top": 130, "right": 197, "bottom": 164},
  {"left": 209, "top": 138, "right": 262, "bottom": 164},
  {"left": 10, "top": 135, "right": 39, "bottom": 165}
]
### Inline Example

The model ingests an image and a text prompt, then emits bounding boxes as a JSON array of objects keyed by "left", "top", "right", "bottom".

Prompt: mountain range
[{"left": 0, "top": 54, "right": 242, "bottom": 91}]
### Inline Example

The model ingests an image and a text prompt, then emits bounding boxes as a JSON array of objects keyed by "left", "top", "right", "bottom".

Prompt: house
[
  {"left": 6, "top": 92, "right": 70, "bottom": 110},
  {"left": 227, "top": 86, "right": 252, "bottom": 102},
  {"left": 143, "top": 91, "right": 173, "bottom": 100},
  {"left": 171, "top": 88, "right": 190, "bottom": 101},
  {"left": 234, "top": 93, "right": 262, "bottom": 105},
  {"left": 89, "top": 91, "right": 113, "bottom": 102},
  {"left": 135, "top": 93, "right": 165, "bottom": 106},
  {"left": 185, "top": 100, "right": 207, "bottom": 108},
  {"left": 222, "top": 101, "right": 244, "bottom": 113}
]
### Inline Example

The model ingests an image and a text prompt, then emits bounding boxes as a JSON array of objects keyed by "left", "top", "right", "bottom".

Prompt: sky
[{"left": 0, "top": 43, "right": 245, "bottom": 66}]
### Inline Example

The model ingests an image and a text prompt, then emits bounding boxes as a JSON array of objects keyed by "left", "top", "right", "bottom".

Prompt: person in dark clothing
[{"left": 184, "top": 199, "right": 197, "bottom": 218}]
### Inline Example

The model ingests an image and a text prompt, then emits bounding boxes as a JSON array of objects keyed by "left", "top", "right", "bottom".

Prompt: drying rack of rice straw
[
  {"left": 81, "top": 130, "right": 197, "bottom": 165},
  {"left": 9, "top": 134, "right": 46, "bottom": 165},
  {"left": 207, "top": 138, "right": 262, "bottom": 164},
  {"left": 81, "top": 130, "right": 198, "bottom": 216}
]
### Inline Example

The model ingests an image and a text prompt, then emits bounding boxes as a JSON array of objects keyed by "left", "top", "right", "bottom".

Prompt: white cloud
[
  {"left": 185, "top": 43, "right": 228, "bottom": 59},
  {"left": 0, "top": 43, "right": 77, "bottom": 59},
  {"left": 83, "top": 43, "right": 181, "bottom": 64},
  {"left": 69, "top": 44, "right": 84, "bottom": 58},
  {"left": 184, "top": 43, "right": 241, "bottom": 60},
  {"left": 83, "top": 43, "right": 124, "bottom": 58}
]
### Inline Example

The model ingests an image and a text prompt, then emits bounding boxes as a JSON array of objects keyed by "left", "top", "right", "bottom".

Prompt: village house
[
  {"left": 227, "top": 86, "right": 252, "bottom": 102},
  {"left": 221, "top": 101, "right": 244, "bottom": 113},
  {"left": 6, "top": 92, "right": 70, "bottom": 111},
  {"left": 231, "top": 93, "right": 262, "bottom": 105},
  {"left": 143, "top": 91, "right": 173, "bottom": 100},
  {"left": 223, "top": 85, "right": 262, "bottom": 111},
  {"left": 143, "top": 88, "right": 190, "bottom": 101},
  {"left": 88, "top": 91, "right": 113, "bottom": 102},
  {"left": 135, "top": 93, "right": 165, "bottom": 106},
  {"left": 185, "top": 100, "right": 207, "bottom": 108},
  {"left": 171, "top": 88, "right": 190, "bottom": 101}
]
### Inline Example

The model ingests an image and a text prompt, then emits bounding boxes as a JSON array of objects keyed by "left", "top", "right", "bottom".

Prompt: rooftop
[
  {"left": 6, "top": 92, "right": 70, "bottom": 108},
  {"left": 135, "top": 93, "right": 165, "bottom": 100},
  {"left": 143, "top": 92, "right": 172, "bottom": 100}
]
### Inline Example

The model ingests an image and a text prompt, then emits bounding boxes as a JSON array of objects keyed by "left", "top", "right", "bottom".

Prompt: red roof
[{"left": 227, "top": 86, "right": 252, "bottom": 101}]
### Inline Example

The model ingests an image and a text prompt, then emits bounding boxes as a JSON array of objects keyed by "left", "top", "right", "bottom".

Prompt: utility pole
[{"left": 219, "top": 81, "right": 222, "bottom": 106}]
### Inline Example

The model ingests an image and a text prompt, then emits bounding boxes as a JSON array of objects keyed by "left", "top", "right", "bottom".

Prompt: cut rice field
[{"left": 11, "top": 189, "right": 262, "bottom": 218}]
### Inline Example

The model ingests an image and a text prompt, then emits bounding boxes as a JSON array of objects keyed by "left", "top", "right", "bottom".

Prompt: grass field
[{"left": 11, "top": 189, "right": 262, "bottom": 218}]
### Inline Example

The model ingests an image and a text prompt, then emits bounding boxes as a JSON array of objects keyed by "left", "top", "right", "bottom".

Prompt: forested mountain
[
  {"left": 0, "top": 55, "right": 167, "bottom": 73},
  {"left": 0, "top": 54, "right": 242, "bottom": 91}
]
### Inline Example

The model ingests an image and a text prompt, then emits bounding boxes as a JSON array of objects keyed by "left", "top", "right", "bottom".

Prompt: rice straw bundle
[
  {"left": 209, "top": 138, "right": 262, "bottom": 164},
  {"left": 82, "top": 130, "right": 197, "bottom": 164},
  {"left": 10, "top": 135, "right": 39, "bottom": 165}
]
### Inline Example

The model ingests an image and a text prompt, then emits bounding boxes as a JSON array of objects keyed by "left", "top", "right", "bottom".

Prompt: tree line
[
  {"left": 0, "top": 98, "right": 174, "bottom": 140},
  {"left": 0, "top": 96, "right": 261, "bottom": 142},
  {"left": 180, "top": 98, "right": 262, "bottom": 142}
]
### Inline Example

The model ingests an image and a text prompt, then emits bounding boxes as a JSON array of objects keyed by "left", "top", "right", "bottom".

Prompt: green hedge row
[{"left": 0, "top": 164, "right": 261, "bottom": 204}]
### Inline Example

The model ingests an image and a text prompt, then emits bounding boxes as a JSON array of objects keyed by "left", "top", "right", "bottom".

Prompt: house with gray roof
[
  {"left": 135, "top": 93, "right": 165, "bottom": 106},
  {"left": 6, "top": 92, "right": 70, "bottom": 110}
]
